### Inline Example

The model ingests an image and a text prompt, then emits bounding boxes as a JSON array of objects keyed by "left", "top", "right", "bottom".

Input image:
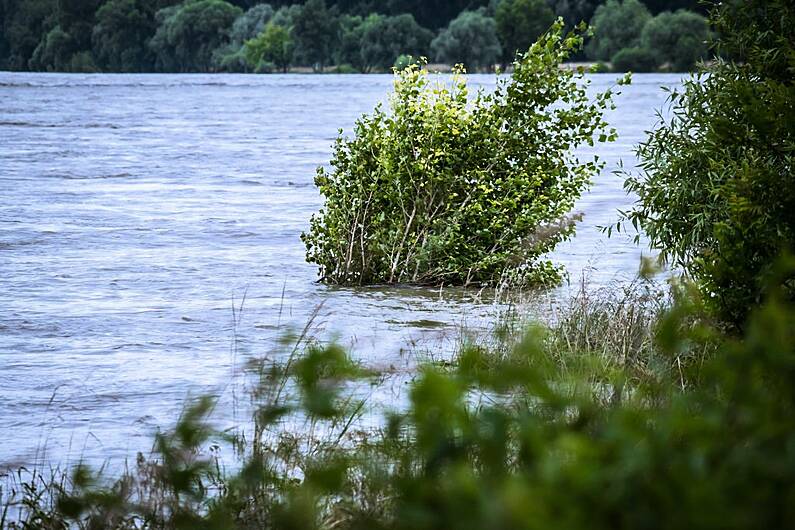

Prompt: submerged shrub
[{"left": 302, "top": 20, "right": 627, "bottom": 287}]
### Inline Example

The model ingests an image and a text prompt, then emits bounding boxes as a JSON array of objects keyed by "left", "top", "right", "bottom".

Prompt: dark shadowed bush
[
  {"left": 302, "top": 21, "right": 626, "bottom": 287},
  {"left": 495, "top": 0, "right": 555, "bottom": 67},
  {"left": 610, "top": 46, "right": 657, "bottom": 72}
]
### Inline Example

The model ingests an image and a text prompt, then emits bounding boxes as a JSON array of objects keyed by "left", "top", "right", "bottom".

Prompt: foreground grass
[{"left": 4, "top": 277, "right": 794, "bottom": 529}]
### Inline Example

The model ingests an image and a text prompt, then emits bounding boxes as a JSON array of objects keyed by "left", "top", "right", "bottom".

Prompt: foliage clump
[
  {"left": 149, "top": 0, "right": 242, "bottom": 72},
  {"left": 639, "top": 9, "right": 710, "bottom": 72},
  {"left": 586, "top": 0, "right": 651, "bottom": 62},
  {"left": 615, "top": 0, "right": 795, "bottom": 326},
  {"left": 245, "top": 21, "right": 293, "bottom": 73},
  {"left": 430, "top": 9, "right": 502, "bottom": 71},
  {"left": 303, "top": 21, "right": 626, "bottom": 287},
  {"left": 610, "top": 45, "right": 656, "bottom": 72},
  {"left": 495, "top": 0, "right": 555, "bottom": 68}
]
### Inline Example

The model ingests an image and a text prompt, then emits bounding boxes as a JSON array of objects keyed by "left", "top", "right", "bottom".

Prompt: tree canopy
[
  {"left": 0, "top": 0, "right": 715, "bottom": 72},
  {"left": 431, "top": 9, "right": 501, "bottom": 71},
  {"left": 245, "top": 20, "right": 293, "bottom": 71},
  {"left": 586, "top": 0, "right": 651, "bottom": 62},
  {"left": 640, "top": 9, "right": 709, "bottom": 71},
  {"left": 291, "top": 0, "right": 337, "bottom": 70},
  {"left": 92, "top": 0, "right": 156, "bottom": 72},
  {"left": 149, "top": 0, "right": 242, "bottom": 72},
  {"left": 616, "top": 0, "right": 795, "bottom": 325},
  {"left": 495, "top": 0, "right": 555, "bottom": 65}
]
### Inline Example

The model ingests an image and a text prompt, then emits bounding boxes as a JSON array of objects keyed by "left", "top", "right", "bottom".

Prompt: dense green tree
[
  {"left": 229, "top": 3, "right": 274, "bottom": 43},
  {"left": 245, "top": 20, "right": 293, "bottom": 71},
  {"left": 1, "top": 0, "right": 56, "bottom": 70},
  {"left": 92, "top": 0, "right": 156, "bottom": 71},
  {"left": 495, "top": 0, "right": 555, "bottom": 65},
  {"left": 140, "top": 0, "right": 183, "bottom": 11},
  {"left": 431, "top": 9, "right": 501, "bottom": 71},
  {"left": 56, "top": 0, "right": 103, "bottom": 51},
  {"left": 586, "top": 0, "right": 651, "bottom": 61},
  {"left": 616, "top": 0, "right": 795, "bottom": 326},
  {"left": 384, "top": 0, "right": 490, "bottom": 29},
  {"left": 548, "top": 0, "right": 600, "bottom": 28},
  {"left": 253, "top": 0, "right": 492, "bottom": 28},
  {"left": 269, "top": 2, "right": 300, "bottom": 26},
  {"left": 29, "top": 26, "right": 74, "bottom": 71},
  {"left": 213, "top": 3, "right": 275, "bottom": 71},
  {"left": 26, "top": 0, "right": 103, "bottom": 72},
  {"left": 357, "top": 13, "right": 432, "bottom": 72},
  {"left": 149, "top": 0, "right": 242, "bottom": 72},
  {"left": 640, "top": 9, "right": 709, "bottom": 71},
  {"left": 640, "top": 0, "right": 705, "bottom": 14},
  {"left": 291, "top": 0, "right": 338, "bottom": 70},
  {"left": 333, "top": 14, "right": 365, "bottom": 69}
]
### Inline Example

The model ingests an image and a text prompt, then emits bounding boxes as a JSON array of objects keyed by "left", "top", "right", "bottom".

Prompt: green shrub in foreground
[
  {"left": 303, "top": 21, "right": 627, "bottom": 287},
  {"left": 12, "top": 268, "right": 795, "bottom": 529}
]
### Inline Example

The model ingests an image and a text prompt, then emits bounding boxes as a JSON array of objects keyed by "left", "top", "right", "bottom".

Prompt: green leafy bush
[
  {"left": 610, "top": 45, "right": 657, "bottom": 72},
  {"left": 614, "top": 0, "right": 795, "bottom": 327},
  {"left": 245, "top": 21, "right": 294, "bottom": 73},
  {"left": 302, "top": 20, "right": 626, "bottom": 287},
  {"left": 640, "top": 9, "right": 710, "bottom": 71}
]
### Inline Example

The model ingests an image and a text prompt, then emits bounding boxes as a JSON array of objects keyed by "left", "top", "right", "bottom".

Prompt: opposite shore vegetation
[
  {"left": 3, "top": 0, "right": 795, "bottom": 528},
  {"left": 2, "top": 0, "right": 709, "bottom": 74}
]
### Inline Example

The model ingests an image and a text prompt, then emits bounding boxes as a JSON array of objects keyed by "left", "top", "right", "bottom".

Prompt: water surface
[{"left": 0, "top": 72, "right": 680, "bottom": 467}]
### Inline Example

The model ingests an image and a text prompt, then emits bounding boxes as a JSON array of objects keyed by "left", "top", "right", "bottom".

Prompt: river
[{"left": 0, "top": 72, "right": 681, "bottom": 468}]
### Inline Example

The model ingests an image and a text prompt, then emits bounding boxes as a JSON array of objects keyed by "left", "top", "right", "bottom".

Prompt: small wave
[
  {"left": 0, "top": 81, "right": 35, "bottom": 87},
  {"left": 0, "top": 120, "right": 121, "bottom": 129},
  {"left": 59, "top": 172, "right": 132, "bottom": 180},
  {"left": 0, "top": 76, "right": 389, "bottom": 90}
]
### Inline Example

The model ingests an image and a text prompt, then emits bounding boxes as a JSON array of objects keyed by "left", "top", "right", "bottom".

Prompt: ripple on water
[{"left": 0, "top": 71, "right": 681, "bottom": 468}]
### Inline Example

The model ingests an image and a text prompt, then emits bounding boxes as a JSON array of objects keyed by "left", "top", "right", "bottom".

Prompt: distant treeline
[{"left": 0, "top": 0, "right": 709, "bottom": 73}]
